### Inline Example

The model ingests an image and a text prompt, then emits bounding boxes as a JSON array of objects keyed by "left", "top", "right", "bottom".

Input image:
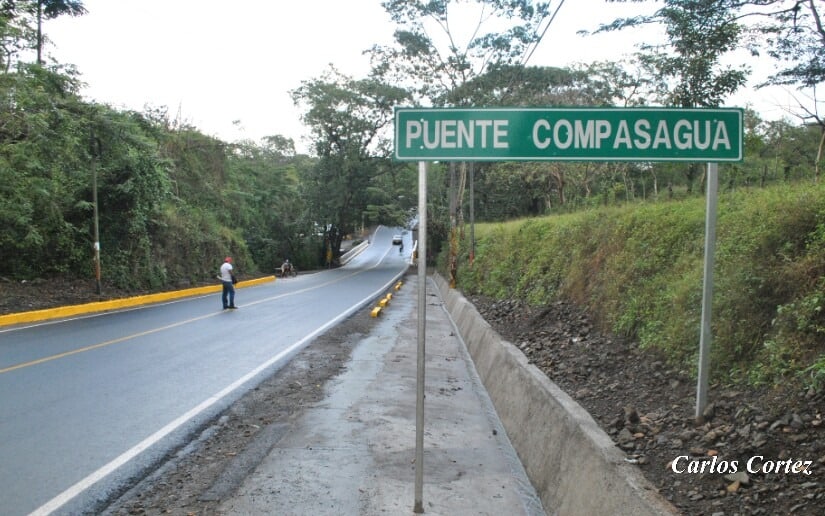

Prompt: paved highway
[{"left": 0, "top": 227, "right": 409, "bottom": 516}]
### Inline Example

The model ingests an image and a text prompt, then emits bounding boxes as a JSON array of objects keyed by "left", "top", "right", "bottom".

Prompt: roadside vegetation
[
  {"left": 454, "top": 181, "right": 825, "bottom": 389},
  {"left": 2, "top": 1, "right": 824, "bottom": 385}
]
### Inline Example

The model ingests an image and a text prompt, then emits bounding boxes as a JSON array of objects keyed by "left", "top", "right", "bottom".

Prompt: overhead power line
[{"left": 520, "top": 0, "right": 566, "bottom": 67}]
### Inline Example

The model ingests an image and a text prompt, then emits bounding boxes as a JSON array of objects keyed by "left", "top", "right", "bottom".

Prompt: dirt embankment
[{"left": 472, "top": 296, "right": 824, "bottom": 516}]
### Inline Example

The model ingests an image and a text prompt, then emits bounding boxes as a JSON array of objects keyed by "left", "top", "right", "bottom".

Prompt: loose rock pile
[{"left": 471, "top": 296, "right": 825, "bottom": 515}]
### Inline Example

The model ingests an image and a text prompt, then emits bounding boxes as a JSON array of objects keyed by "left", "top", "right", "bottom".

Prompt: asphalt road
[{"left": 0, "top": 227, "right": 410, "bottom": 516}]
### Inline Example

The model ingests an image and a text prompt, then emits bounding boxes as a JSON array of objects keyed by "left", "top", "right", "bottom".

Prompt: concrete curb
[
  {"left": 433, "top": 274, "right": 680, "bottom": 516},
  {"left": 0, "top": 276, "right": 276, "bottom": 327}
]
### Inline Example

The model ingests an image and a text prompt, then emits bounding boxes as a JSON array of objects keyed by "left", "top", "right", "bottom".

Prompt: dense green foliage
[
  {"left": 0, "top": 62, "right": 418, "bottom": 289},
  {"left": 454, "top": 181, "right": 825, "bottom": 389},
  {"left": 291, "top": 69, "right": 412, "bottom": 261},
  {"left": 0, "top": 64, "right": 264, "bottom": 288}
]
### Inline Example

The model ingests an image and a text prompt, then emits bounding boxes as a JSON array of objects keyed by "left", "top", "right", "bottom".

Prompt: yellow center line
[
  {"left": 0, "top": 312, "right": 218, "bottom": 375},
  {"left": 0, "top": 255, "right": 393, "bottom": 375}
]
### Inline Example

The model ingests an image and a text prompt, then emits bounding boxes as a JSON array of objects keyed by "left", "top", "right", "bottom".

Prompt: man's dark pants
[{"left": 222, "top": 281, "right": 235, "bottom": 309}]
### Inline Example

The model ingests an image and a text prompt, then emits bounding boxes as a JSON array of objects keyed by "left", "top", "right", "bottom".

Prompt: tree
[
  {"left": 225, "top": 135, "right": 307, "bottom": 272},
  {"left": 0, "top": 1, "right": 35, "bottom": 71},
  {"left": 600, "top": 0, "right": 749, "bottom": 107},
  {"left": 752, "top": 0, "right": 824, "bottom": 89},
  {"left": 0, "top": 1, "right": 86, "bottom": 66},
  {"left": 752, "top": 1, "right": 825, "bottom": 178},
  {"left": 606, "top": 0, "right": 825, "bottom": 181},
  {"left": 371, "top": 0, "right": 554, "bottom": 104},
  {"left": 0, "top": 63, "right": 91, "bottom": 277},
  {"left": 599, "top": 1, "right": 749, "bottom": 193},
  {"left": 731, "top": 0, "right": 825, "bottom": 179},
  {"left": 604, "top": 1, "right": 824, "bottom": 100},
  {"left": 30, "top": 0, "right": 86, "bottom": 64},
  {"left": 291, "top": 68, "right": 409, "bottom": 264},
  {"left": 371, "top": 0, "right": 557, "bottom": 284}
]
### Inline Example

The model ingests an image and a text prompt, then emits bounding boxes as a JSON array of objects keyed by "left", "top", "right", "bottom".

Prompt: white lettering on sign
[
  {"left": 532, "top": 118, "right": 732, "bottom": 152},
  {"left": 533, "top": 119, "right": 551, "bottom": 150},
  {"left": 405, "top": 119, "right": 509, "bottom": 150}
]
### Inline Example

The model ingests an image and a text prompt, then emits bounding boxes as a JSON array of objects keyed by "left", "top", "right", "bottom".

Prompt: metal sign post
[
  {"left": 695, "top": 162, "right": 719, "bottom": 422},
  {"left": 413, "top": 161, "right": 427, "bottom": 514}
]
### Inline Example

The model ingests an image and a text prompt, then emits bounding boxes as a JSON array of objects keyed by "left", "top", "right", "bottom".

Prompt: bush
[{"left": 455, "top": 182, "right": 825, "bottom": 389}]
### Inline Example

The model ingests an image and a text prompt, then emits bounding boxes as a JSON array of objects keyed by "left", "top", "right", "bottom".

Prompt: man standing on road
[{"left": 220, "top": 256, "right": 238, "bottom": 309}]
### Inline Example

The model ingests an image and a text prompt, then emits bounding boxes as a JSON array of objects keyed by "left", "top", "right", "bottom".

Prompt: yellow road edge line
[{"left": 0, "top": 276, "right": 276, "bottom": 328}]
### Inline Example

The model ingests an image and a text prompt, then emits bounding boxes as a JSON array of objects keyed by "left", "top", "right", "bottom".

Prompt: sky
[{"left": 45, "top": 0, "right": 796, "bottom": 154}]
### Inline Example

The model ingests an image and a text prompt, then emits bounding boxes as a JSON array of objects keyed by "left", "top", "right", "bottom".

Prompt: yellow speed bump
[
  {"left": 370, "top": 306, "right": 382, "bottom": 317},
  {"left": 394, "top": 281, "right": 403, "bottom": 291}
]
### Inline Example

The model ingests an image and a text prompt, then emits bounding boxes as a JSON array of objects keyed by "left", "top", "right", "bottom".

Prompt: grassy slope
[{"left": 455, "top": 182, "right": 825, "bottom": 389}]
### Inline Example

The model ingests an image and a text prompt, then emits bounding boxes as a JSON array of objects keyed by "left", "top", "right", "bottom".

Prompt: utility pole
[{"left": 91, "top": 130, "right": 102, "bottom": 295}]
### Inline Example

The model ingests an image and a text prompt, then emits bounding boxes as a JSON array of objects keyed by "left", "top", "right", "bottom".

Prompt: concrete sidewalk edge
[{"left": 433, "top": 273, "right": 680, "bottom": 516}]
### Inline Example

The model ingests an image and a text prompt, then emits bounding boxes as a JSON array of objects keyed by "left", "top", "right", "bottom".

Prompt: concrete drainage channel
[{"left": 433, "top": 273, "right": 680, "bottom": 516}]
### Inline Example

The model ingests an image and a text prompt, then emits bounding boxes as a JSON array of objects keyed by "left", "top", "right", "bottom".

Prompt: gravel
[{"left": 471, "top": 295, "right": 825, "bottom": 516}]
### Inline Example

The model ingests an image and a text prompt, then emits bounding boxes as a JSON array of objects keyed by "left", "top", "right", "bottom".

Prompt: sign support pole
[
  {"left": 469, "top": 162, "right": 475, "bottom": 265},
  {"left": 413, "top": 161, "right": 427, "bottom": 513},
  {"left": 695, "top": 162, "right": 718, "bottom": 423}
]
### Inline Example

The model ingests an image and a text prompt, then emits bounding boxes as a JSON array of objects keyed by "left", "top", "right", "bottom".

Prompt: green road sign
[{"left": 394, "top": 107, "right": 743, "bottom": 162}]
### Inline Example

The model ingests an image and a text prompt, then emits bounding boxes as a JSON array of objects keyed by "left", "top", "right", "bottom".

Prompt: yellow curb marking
[{"left": 0, "top": 276, "right": 275, "bottom": 328}]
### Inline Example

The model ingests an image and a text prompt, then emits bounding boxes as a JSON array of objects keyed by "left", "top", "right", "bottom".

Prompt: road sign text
[
  {"left": 405, "top": 119, "right": 509, "bottom": 150},
  {"left": 531, "top": 118, "right": 732, "bottom": 152},
  {"left": 395, "top": 107, "right": 743, "bottom": 162}
]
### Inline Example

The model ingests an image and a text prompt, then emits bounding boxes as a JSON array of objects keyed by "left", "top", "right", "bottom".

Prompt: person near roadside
[{"left": 220, "top": 256, "right": 238, "bottom": 309}]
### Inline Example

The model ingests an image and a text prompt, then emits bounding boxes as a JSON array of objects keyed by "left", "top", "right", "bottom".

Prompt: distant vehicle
[{"left": 392, "top": 234, "right": 402, "bottom": 245}]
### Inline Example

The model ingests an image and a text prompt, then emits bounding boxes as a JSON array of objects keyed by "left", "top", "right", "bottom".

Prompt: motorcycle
[{"left": 280, "top": 262, "right": 297, "bottom": 277}]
